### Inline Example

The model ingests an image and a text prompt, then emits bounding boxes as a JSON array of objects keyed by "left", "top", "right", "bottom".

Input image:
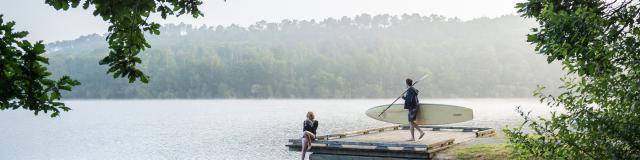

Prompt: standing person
[
  {"left": 301, "top": 111, "right": 318, "bottom": 160},
  {"left": 403, "top": 78, "right": 425, "bottom": 141}
]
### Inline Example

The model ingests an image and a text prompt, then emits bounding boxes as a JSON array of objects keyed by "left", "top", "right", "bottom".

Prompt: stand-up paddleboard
[{"left": 366, "top": 103, "right": 473, "bottom": 125}]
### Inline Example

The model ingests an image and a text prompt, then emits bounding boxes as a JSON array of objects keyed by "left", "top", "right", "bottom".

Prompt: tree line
[{"left": 45, "top": 14, "right": 565, "bottom": 99}]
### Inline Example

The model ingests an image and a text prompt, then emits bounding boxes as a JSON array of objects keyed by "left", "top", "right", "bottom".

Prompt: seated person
[{"left": 301, "top": 111, "right": 318, "bottom": 160}]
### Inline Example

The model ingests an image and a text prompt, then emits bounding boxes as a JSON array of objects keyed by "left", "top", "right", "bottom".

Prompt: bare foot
[{"left": 418, "top": 132, "right": 425, "bottom": 140}]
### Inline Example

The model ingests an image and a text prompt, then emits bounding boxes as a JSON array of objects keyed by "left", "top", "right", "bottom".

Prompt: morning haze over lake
[{"left": 2, "top": 0, "right": 637, "bottom": 159}]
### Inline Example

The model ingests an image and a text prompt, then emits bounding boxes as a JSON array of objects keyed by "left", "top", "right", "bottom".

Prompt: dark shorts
[{"left": 408, "top": 108, "right": 418, "bottom": 122}]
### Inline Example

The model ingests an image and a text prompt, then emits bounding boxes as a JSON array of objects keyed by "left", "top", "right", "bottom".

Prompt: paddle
[{"left": 377, "top": 74, "right": 429, "bottom": 117}]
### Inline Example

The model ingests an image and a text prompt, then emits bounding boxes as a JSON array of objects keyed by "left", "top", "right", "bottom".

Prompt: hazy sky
[{"left": 0, "top": 0, "right": 523, "bottom": 42}]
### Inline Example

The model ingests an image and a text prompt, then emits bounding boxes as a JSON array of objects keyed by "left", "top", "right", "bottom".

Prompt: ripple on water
[{"left": 0, "top": 99, "right": 551, "bottom": 160}]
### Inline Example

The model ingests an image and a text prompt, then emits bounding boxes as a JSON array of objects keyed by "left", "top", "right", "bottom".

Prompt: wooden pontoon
[{"left": 286, "top": 125, "right": 496, "bottom": 160}]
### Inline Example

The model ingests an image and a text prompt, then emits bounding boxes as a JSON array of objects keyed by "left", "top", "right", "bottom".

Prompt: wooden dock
[{"left": 286, "top": 125, "right": 496, "bottom": 160}]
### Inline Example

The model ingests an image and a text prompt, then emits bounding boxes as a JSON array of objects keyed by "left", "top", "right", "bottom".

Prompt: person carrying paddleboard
[{"left": 403, "top": 78, "right": 425, "bottom": 141}]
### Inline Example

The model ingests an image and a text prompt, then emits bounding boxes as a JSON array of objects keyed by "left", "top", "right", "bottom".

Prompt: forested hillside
[{"left": 45, "top": 14, "right": 564, "bottom": 99}]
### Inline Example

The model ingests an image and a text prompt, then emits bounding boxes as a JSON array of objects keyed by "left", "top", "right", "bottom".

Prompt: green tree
[
  {"left": 46, "top": 15, "right": 565, "bottom": 99},
  {"left": 1, "top": 0, "right": 207, "bottom": 117},
  {"left": 0, "top": 15, "right": 80, "bottom": 117},
  {"left": 505, "top": 0, "right": 640, "bottom": 159},
  {"left": 46, "top": 0, "right": 204, "bottom": 83}
]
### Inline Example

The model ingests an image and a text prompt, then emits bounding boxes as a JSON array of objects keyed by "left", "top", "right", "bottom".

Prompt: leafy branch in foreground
[
  {"left": 45, "top": 0, "right": 205, "bottom": 83},
  {"left": 0, "top": 15, "right": 80, "bottom": 117},
  {"left": 505, "top": 0, "right": 640, "bottom": 159},
  {"left": 1, "top": 0, "right": 208, "bottom": 117}
]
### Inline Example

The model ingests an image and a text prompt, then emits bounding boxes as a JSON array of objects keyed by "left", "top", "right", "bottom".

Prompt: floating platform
[{"left": 286, "top": 125, "right": 496, "bottom": 160}]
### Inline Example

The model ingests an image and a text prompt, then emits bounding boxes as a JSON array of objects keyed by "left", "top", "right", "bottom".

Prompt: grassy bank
[
  {"left": 435, "top": 134, "right": 513, "bottom": 160},
  {"left": 454, "top": 143, "right": 510, "bottom": 160}
]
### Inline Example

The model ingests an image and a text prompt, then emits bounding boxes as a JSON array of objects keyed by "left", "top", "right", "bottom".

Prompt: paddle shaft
[{"left": 377, "top": 78, "right": 426, "bottom": 117}]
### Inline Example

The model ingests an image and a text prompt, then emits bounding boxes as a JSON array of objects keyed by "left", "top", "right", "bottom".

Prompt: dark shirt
[
  {"left": 402, "top": 86, "right": 419, "bottom": 109},
  {"left": 303, "top": 120, "right": 319, "bottom": 135}
]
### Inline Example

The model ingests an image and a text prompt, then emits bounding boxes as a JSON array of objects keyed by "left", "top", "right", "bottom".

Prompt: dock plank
[
  {"left": 335, "top": 129, "right": 476, "bottom": 145},
  {"left": 287, "top": 125, "right": 493, "bottom": 159}
]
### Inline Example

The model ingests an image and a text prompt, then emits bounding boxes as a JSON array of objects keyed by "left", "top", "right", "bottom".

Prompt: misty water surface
[{"left": 0, "top": 99, "right": 551, "bottom": 160}]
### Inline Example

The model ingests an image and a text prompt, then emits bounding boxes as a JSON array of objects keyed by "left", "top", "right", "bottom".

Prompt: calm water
[{"left": 0, "top": 99, "right": 551, "bottom": 160}]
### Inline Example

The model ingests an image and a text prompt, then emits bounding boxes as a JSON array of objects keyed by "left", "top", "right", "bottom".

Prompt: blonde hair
[{"left": 306, "top": 111, "right": 315, "bottom": 120}]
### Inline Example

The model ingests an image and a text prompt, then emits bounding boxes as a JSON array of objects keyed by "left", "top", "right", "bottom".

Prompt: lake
[{"left": 0, "top": 99, "right": 552, "bottom": 160}]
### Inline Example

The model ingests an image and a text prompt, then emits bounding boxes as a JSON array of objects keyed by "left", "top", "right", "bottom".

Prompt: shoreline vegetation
[
  {"left": 442, "top": 133, "right": 563, "bottom": 159},
  {"left": 2, "top": 1, "right": 637, "bottom": 158},
  {"left": 46, "top": 14, "right": 564, "bottom": 99},
  {"left": 436, "top": 134, "right": 515, "bottom": 160},
  {"left": 453, "top": 143, "right": 510, "bottom": 160},
  {"left": 56, "top": 97, "right": 543, "bottom": 100}
]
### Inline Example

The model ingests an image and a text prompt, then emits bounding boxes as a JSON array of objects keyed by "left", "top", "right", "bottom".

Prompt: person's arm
[
  {"left": 411, "top": 88, "right": 419, "bottom": 105},
  {"left": 312, "top": 121, "right": 318, "bottom": 131},
  {"left": 303, "top": 121, "right": 309, "bottom": 132}
]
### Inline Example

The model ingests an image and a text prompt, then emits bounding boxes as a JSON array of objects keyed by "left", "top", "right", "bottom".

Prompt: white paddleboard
[{"left": 365, "top": 103, "right": 473, "bottom": 125}]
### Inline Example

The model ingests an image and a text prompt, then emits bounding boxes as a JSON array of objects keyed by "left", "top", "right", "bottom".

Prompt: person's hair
[
  {"left": 406, "top": 78, "right": 413, "bottom": 86},
  {"left": 307, "top": 111, "right": 315, "bottom": 120}
]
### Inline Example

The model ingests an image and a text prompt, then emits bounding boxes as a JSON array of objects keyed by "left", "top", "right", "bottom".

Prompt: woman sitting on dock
[{"left": 301, "top": 111, "right": 318, "bottom": 160}]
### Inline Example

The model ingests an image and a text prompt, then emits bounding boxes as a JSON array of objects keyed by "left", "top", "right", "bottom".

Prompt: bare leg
[
  {"left": 305, "top": 135, "right": 312, "bottom": 151},
  {"left": 411, "top": 122, "right": 425, "bottom": 140},
  {"left": 304, "top": 131, "right": 315, "bottom": 151},
  {"left": 301, "top": 137, "right": 307, "bottom": 160},
  {"left": 409, "top": 123, "right": 416, "bottom": 141}
]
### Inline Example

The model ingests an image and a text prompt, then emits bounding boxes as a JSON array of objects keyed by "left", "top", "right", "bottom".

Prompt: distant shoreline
[{"left": 59, "top": 98, "right": 541, "bottom": 100}]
